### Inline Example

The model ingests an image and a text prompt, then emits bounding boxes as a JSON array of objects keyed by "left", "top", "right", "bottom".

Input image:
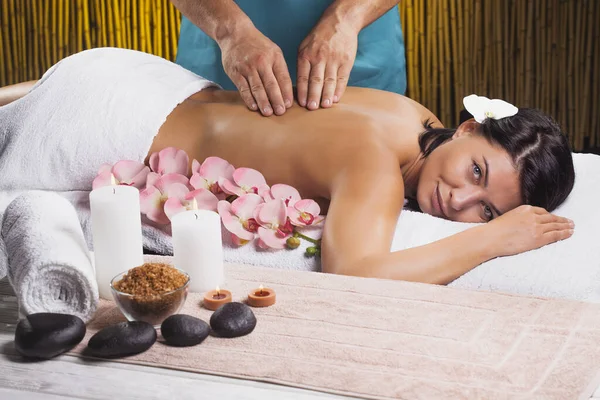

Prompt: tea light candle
[
  {"left": 90, "top": 176, "right": 144, "bottom": 299},
  {"left": 202, "top": 286, "right": 232, "bottom": 311},
  {"left": 247, "top": 285, "right": 276, "bottom": 307},
  {"left": 171, "top": 206, "right": 224, "bottom": 293}
]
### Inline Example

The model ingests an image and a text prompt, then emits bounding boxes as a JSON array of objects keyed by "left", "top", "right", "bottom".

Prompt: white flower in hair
[{"left": 463, "top": 94, "right": 518, "bottom": 123}]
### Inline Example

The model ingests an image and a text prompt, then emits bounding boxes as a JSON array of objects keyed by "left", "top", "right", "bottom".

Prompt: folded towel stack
[{"left": 2, "top": 191, "right": 98, "bottom": 322}]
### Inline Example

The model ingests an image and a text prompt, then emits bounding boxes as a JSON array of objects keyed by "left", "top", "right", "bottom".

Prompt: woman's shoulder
[{"left": 343, "top": 87, "right": 443, "bottom": 128}]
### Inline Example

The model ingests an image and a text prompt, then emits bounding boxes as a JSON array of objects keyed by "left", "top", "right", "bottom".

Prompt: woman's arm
[
  {"left": 322, "top": 155, "right": 573, "bottom": 285},
  {"left": 0, "top": 81, "right": 37, "bottom": 107}
]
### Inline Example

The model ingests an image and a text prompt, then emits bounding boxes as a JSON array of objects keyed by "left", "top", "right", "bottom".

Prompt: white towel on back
[{"left": 0, "top": 47, "right": 218, "bottom": 278}]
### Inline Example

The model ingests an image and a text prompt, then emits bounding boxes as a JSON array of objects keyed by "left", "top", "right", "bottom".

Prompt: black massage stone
[
  {"left": 161, "top": 314, "right": 210, "bottom": 347},
  {"left": 14, "top": 313, "right": 86, "bottom": 360},
  {"left": 210, "top": 302, "right": 256, "bottom": 338},
  {"left": 86, "top": 321, "right": 156, "bottom": 358}
]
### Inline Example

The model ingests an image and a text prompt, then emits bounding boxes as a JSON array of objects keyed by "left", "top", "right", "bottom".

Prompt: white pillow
[{"left": 391, "top": 153, "right": 600, "bottom": 302}]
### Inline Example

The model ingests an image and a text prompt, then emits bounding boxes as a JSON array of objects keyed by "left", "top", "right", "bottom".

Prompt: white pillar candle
[
  {"left": 171, "top": 209, "right": 224, "bottom": 293},
  {"left": 90, "top": 184, "right": 144, "bottom": 299}
]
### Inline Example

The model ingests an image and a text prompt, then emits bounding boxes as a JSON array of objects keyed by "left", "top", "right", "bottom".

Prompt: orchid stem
[{"left": 294, "top": 231, "right": 321, "bottom": 246}]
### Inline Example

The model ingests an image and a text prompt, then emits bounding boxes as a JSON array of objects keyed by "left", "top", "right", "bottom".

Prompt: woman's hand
[
  {"left": 296, "top": 21, "right": 358, "bottom": 110},
  {"left": 219, "top": 26, "right": 293, "bottom": 117},
  {"left": 486, "top": 205, "right": 574, "bottom": 257}
]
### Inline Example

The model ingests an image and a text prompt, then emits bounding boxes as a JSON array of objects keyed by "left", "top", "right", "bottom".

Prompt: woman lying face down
[{"left": 0, "top": 48, "right": 575, "bottom": 285}]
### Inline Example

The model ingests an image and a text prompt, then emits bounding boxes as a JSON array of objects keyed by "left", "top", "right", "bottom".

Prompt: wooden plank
[
  {"left": 0, "top": 387, "right": 78, "bottom": 399},
  {"left": 0, "top": 333, "right": 347, "bottom": 400}
]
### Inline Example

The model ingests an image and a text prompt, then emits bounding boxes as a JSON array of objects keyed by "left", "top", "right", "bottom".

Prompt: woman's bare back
[{"left": 149, "top": 86, "right": 439, "bottom": 202}]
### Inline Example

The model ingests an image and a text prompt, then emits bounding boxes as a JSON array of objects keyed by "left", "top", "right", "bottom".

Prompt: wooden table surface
[
  {"left": 3, "top": 277, "right": 600, "bottom": 400},
  {"left": 0, "top": 278, "right": 346, "bottom": 400}
]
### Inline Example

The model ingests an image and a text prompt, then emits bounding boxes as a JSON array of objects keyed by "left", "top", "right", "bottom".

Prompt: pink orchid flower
[
  {"left": 217, "top": 194, "right": 264, "bottom": 245},
  {"left": 140, "top": 173, "right": 190, "bottom": 224},
  {"left": 164, "top": 188, "right": 219, "bottom": 220},
  {"left": 254, "top": 199, "right": 294, "bottom": 249},
  {"left": 148, "top": 147, "right": 190, "bottom": 176},
  {"left": 288, "top": 199, "right": 325, "bottom": 227},
  {"left": 262, "top": 184, "right": 301, "bottom": 206},
  {"left": 190, "top": 157, "right": 235, "bottom": 199},
  {"left": 92, "top": 160, "right": 150, "bottom": 190},
  {"left": 219, "top": 168, "right": 270, "bottom": 197}
]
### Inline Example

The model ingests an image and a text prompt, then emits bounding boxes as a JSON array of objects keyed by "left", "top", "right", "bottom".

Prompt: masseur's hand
[
  {"left": 220, "top": 26, "right": 293, "bottom": 117},
  {"left": 486, "top": 205, "right": 574, "bottom": 257},
  {"left": 297, "top": 20, "right": 358, "bottom": 110}
]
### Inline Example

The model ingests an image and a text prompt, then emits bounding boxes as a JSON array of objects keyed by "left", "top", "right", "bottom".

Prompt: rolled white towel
[{"left": 2, "top": 191, "right": 98, "bottom": 322}]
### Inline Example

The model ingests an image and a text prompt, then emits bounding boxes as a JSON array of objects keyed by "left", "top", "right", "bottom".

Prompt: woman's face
[{"left": 416, "top": 121, "right": 522, "bottom": 223}]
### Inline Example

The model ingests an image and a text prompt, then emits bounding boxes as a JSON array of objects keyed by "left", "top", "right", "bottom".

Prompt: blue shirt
[{"left": 175, "top": 1, "right": 406, "bottom": 95}]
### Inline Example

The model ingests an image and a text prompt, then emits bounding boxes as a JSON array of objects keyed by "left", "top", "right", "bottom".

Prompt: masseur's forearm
[
  {"left": 322, "top": 0, "right": 401, "bottom": 32},
  {"left": 170, "top": 1, "right": 254, "bottom": 45},
  {"left": 334, "top": 225, "right": 497, "bottom": 285},
  {"left": 0, "top": 81, "right": 37, "bottom": 107}
]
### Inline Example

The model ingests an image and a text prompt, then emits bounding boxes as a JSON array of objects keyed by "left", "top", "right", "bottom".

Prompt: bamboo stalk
[
  {"left": 592, "top": 1, "right": 600, "bottom": 147},
  {"left": 536, "top": 0, "right": 544, "bottom": 107},
  {"left": 126, "top": 0, "right": 132, "bottom": 49},
  {"left": 404, "top": 0, "right": 414, "bottom": 99},
  {"left": 76, "top": 0, "right": 83, "bottom": 52},
  {"left": 24, "top": 0, "right": 33, "bottom": 79},
  {"left": 524, "top": 0, "right": 533, "bottom": 106},
  {"left": 83, "top": 0, "right": 91, "bottom": 49},
  {"left": 169, "top": 1, "right": 178, "bottom": 59},
  {"left": 163, "top": 0, "right": 170, "bottom": 59},
  {"left": 145, "top": 0, "right": 153, "bottom": 54},
  {"left": 31, "top": 0, "right": 40, "bottom": 80},
  {"left": 417, "top": 0, "right": 425, "bottom": 101},
  {"left": 441, "top": 0, "right": 451, "bottom": 124},
  {"left": 451, "top": 0, "right": 461, "bottom": 112},
  {"left": 120, "top": 0, "right": 127, "bottom": 48},
  {"left": 139, "top": 0, "right": 146, "bottom": 52},
  {"left": 437, "top": 0, "right": 445, "bottom": 123},
  {"left": 175, "top": 4, "right": 181, "bottom": 34},
  {"left": 64, "top": 0, "right": 71, "bottom": 59},
  {"left": 100, "top": 0, "right": 108, "bottom": 47},
  {"left": 424, "top": 2, "right": 433, "bottom": 108},
  {"left": 132, "top": 0, "right": 139, "bottom": 50},
  {"left": 154, "top": 0, "right": 161, "bottom": 56},
  {"left": 112, "top": 0, "right": 122, "bottom": 48},
  {"left": 566, "top": 1, "right": 576, "bottom": 147},
  {"left": 494, "top": 0, "right": 502, "bottom": 98},
  {"left": 541, "top": 0, "right": 551, "bottom": 113},
  {"left": 572, "top": 0, "right": 582, "bottom": 148},
  {"left": 550, "top": 0, "right": 559, "bottom": 120},
  {"left": 106, "top": 0, "right": 115, "bottom": 47},
  {"left": 9, "top": 0, "right": 19, "bottom": 82},
  {"left": 482, "top": 0, "right": 490, "bottom": 95},
  {"left": 57, "top": 0, "right": 64, "bottom": 60},
  {"left": 19, "top": 0, "right": 27, "bottom": 81},
  {"left": 431, "top": 1, "right": 439, "bottom": 113}
]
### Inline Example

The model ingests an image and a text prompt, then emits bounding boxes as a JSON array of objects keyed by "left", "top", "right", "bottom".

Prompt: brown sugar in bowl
[{"left": 110, "top": 263, "right": 190, "bottom": 327}]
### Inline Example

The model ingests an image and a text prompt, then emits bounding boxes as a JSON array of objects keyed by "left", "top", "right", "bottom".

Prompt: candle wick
[
  {"left": 195, "top": 214, "right": 198, "bottom": 220},
  {"left": 112, "top": 188, "right": 116, "bottom": 194}
]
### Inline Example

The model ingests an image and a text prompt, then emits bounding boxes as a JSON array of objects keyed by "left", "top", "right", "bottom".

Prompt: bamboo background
[{"left": 0, "top": 0, "right": 598, "bottom": 151}]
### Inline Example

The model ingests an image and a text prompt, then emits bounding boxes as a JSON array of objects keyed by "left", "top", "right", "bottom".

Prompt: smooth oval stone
[
  {"left": 161, "top": 314, "right": 210, "bottom": 347},
  {"left": 14, "top": 313, "right": 86, "bottom": 359},
  {"left": 87, "top": 321, "right": 156, "bottom": 358},
  {"left": 210, "top": 302, "right": 256, "bottom": 338}
]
